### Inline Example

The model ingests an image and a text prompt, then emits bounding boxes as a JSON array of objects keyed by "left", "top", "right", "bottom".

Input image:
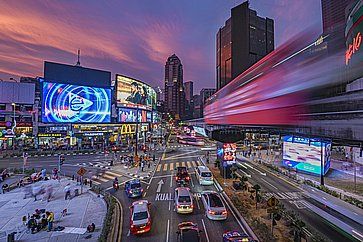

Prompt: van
[{"left": 196, "top": 166, "right": 213, "bottom": 185}]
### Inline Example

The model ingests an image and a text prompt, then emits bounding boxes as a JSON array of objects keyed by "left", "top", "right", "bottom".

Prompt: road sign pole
[
  {"left": 271, "top": 213, "right": 274, "bottom": 236},
  {"left": 81, "top": 175, "right": 83, "bottom": 194}
]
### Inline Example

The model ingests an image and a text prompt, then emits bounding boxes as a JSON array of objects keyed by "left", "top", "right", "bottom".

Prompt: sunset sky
[{"left": 0, "top": 0, "right": 322, "bottom": 93}]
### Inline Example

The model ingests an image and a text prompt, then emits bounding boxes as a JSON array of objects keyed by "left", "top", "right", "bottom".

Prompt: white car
[
  {"left": 129, "top": 200, "right": 152, "bottom": 235},
  {"left": 196, "top": 166, "right": 214, "bottom": 186},
  {"left": 201, "top": 191, "right": 227, "bottom": 220},
  {"left": 174, "top": 187, "right": 194, "bottom": 214}
]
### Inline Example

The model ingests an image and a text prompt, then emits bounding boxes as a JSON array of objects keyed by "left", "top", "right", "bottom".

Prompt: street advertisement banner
[
  {"left": 282, "top": 136, "right": 331, "bottom": 175},
  {"left": 116, "top": 74, "right": 156, "bottom": 109},
  {"left": 41, "top": 80, "right": 111, "bottom": 123},
  {"left": 217, "top": 142, "right": 237, "bottom": 165}
]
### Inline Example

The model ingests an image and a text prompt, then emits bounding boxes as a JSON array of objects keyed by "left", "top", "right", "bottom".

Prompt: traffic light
[{"left": 59, "top": 155, "right": 65, "bottom": 166}]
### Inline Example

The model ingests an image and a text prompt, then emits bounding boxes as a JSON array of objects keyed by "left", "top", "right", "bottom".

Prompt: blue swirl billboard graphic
[{"left": 42, "top": 81, "right": 111, "bottom": 123}]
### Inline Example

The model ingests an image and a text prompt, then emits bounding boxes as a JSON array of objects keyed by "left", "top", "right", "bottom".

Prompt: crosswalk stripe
[
  {"left": 170, "top": 162, "right": 174, "bottom": 171},
  {"left": 103, "top": 174, "right": 116, "bottom": 180},
  {"left": 181, "top": 161, "right": 186, "bottom": 167},
  {"left": 192, "top": 161, "right": 197, "bottom": 167},
  {"left": 196, "top": 160, "right": 202, "bottom": 166},
  {"left": 187, "top": 161, "right": 192, "bottom": 168},
  {"left": 176, "top": 162, "right": 179, "bottom": 168},
  {"left": 156, "top": 164, "right": 162, "bottom": 172},
  {"left": 163, "top": 164, "right": 168, "bottom": 171},
  {"left": 92, "top": 180, "right": 101, "bottom": 185},
  {"left": 95, "top": 177, "right": 108, "bottom": 182},
  {"left": 105, "top": 171, "right": 122, "bottom": 177}
]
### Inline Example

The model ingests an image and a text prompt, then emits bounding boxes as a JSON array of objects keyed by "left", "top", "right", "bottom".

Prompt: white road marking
[
  {"left": 170, "top": 176, "right": 173, "bottom": 188},
  {"left": 166, "top": 219, "right": 170, "bottom": 242},
  {"left": 195, "top": 195, "right": 201, "bottom": 210},
  {"left": 261, "top": 178, "right": 278, "bottom": 190},
  {"left": 201, "top": 219, "right": 210, "bottom": 242},
  {"left": 244, "top": 163, "right": 266, "bottom": 175},
  {"left": 190, "top": 175, "right": 195, "bottom": 187},
  {"left": 168, "top": 201, "right": 171, "bottom": 211},
  {"left": 143, "top": 192, "right": 147, "bottom": 197}
]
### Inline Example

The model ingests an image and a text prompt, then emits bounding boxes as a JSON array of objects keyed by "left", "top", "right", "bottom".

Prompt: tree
[
  {"left": 240, "top": 175, "right": 249, "bottom": 192},
  {"left": 230, "top": 166, "right": 238, "bottom": 179},
  {"left": 252, "top": 184, "right": 261, "bottom": 209}
]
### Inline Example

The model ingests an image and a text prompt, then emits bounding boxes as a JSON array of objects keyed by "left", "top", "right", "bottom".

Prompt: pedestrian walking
[
  {"left": 64, "top": 183, "right": 71, "bottom": 200},
  {"left": 45, "top": 185, "right": 53, "bottom": 202},
  {"left": 46, "top": 211, "right": 54, "bottom": 232},
  {"left": 41, "top": 168, "right": 47, "bottom": 180},
  {"left": 141, "top": 161, "right": 145, "bottom": 172}
]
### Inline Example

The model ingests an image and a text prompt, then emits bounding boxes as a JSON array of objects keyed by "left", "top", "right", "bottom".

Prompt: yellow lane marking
[
  {"left": 163, "top": 164, "right": 168, "bottom": 171},
  {"left": 187, "top": 161, "right": 192, "bottom": 168},
  {"left": 181, "top": 161, "right": 186, "bottom": 167},
  {"left": 170, "top": 162, "right": 174, "bottom": 171}
]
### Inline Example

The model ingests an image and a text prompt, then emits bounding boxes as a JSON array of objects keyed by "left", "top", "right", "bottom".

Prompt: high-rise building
[
  {"left": 184, "top": 81, "right": 193, "bottom": 102},
  {"left": 200, "top": 88, "right": 216, "bottom": 117},
  {"left": 164, "top": 54, "right": 185, "bottom": 119},
  {"left": 216, "top": 1, "right": 274, "bottom": 90},
  {"left": 192, "top": 94, "right": 202, "bottom": 119},
  {"left": 321, "top": 0, "right": 356, "bottom": 50}
]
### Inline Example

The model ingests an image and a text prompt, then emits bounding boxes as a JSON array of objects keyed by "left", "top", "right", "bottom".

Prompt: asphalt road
[
  {"left": 237, "top": 158, "right": 360, "bottom": 242},
  {"left": 114, "top": 142, "right": 249, "bottom": 242}
]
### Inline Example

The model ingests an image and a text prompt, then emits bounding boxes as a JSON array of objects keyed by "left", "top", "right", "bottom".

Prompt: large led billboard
[
  {"left": 282, "top": 136, "right": 331, "bottom": 175},
  {"left": 41, "top": 81, "right": 111, "bottom": 123},
  {"left": 118, "top": 107, "right": 148, "bottom": 123},
  {"left": 116, "top": 74, "right": 156, "bottom": 110}
]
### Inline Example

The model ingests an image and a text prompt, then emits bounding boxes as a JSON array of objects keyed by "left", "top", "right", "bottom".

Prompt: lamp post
[{"left": 11, "top": 103, "right": 16, "bottom": 150}]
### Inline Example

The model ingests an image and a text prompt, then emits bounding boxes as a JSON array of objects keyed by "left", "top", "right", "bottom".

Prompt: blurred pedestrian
[
  {"left": 45, "top": 185, "right": 53, "bottom": 202},
  {"left": 64, "top": 183, "right": 71, "bottom": 200},
  {"left": 41, "top": 168, "right": 47, "bottom": 180}
]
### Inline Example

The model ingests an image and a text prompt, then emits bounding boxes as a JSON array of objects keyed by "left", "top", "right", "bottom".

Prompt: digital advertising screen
[
  {"left": 118, "top": 107, "right": 138, "bottom": 123},
  {"left": 41, "top": 81, "right": 111, "bottom": 123},
  {"left": 118, "top": 107, "right": 148, "bottom": 123},
  {"left": 116, "top": 74, "right": 156, "bottom": 110},
  {"left": 147, "top": 111, "right": 152, "bottom": 123},
  {"left": 282, "top": 136, "right": 331, "bottom": 175},
  {"left": 193, "top": 126, "right": 207, "bottom": 137},
  {"left": 217, "top": 142, "right": 237, "bottom": 165}
]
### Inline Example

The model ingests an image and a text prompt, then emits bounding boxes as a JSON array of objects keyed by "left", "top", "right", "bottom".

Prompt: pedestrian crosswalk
[
  {"left": 263, "top": 191, "right": 302, "bottom": 200},
  {"left": 156, "top": 160, "right": 203, "bottom": 172},
  {"left": 91, "top": 170, "right": 123, "bottom": 185},
  {"left": 76, "top": 161, "right": 112, "bottom": 169}
]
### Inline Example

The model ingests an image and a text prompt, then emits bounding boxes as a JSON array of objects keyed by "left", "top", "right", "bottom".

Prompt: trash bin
[{"left": 7, "top": 232, "right": 16, "bottom": 242}]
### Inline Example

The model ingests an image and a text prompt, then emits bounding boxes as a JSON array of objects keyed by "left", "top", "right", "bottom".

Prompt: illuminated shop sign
[
  {"left": 346, "top": 32, "right": 362, "bottom": 65},
  {"left": 120, "top": 124, "right": 136, "bottom": 134},
  {"left": 83, "top": 132, "right": 104, "bottom": 136},
  {"left": 38, "top": 133, "right": 62, "bottom": 137}
]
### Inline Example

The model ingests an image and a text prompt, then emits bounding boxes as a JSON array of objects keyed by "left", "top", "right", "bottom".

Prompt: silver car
[
  {"left": 174, "top": 187, "right": 194, "bottom": 214},
  {"left": 201, "top": 191, "right": 227, "bottom": 220}
]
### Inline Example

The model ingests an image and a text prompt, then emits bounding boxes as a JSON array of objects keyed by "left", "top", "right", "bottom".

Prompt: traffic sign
[
  {"left": 77, "top": 167, "right": 87, "bottom": 177},
  {"left": 267, "top": 196, "right": 279, "bottom": 207}
]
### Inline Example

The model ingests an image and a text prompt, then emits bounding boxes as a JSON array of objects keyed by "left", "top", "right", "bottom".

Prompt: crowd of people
[{"left": 119, "top": 152, "right": 156, "bottom": 172}]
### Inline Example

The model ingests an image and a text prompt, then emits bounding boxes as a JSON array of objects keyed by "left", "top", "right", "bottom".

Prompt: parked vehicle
[
  {"left": 129, "top": 200, "right": 152, "bottom": 235},
  {"left": 176, "top": 222, "right": 201, "bottom": 242},
  {"left": 223, "top": 230, "right": 253, "bottom": 241},
  {"left": 125, "top": 179, "right": 143, "bottom": 198},
  {"left": 174, "top": 187, "right": 194, "bottom": 214},
  {"left": 195, "top": 166, "right": 213, "bottom": 185},
  {"left": 201, "top": 191, "right": 227, "bottom": 220},
  {"left": 175, "top": 166, "right": 190, "bottom": 186}
]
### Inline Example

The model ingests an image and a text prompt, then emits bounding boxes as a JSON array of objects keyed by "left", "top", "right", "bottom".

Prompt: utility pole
[{"left": 320, "top": 139, "right": 324, "bottom": 186}]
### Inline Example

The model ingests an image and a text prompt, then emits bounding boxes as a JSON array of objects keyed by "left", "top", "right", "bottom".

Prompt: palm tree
[{"left": 252, "top": 184, "right": 261, "bottom": 209}]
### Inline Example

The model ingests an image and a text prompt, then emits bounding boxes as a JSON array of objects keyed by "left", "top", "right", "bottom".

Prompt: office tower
[
  {"left": 164, "top": 54, "right": 185, "bottom": 119},
  {"left": 216, "top": 1, "right": 274, "bottom": 90}
]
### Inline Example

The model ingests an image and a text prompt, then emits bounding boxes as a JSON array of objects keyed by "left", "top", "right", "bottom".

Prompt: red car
[{"left": 129, "top": 200, "right": 152, "bottom": 235}]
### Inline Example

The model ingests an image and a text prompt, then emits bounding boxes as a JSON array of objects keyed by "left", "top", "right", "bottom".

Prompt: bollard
[
  {"left": 89, "top": 180, "right": 92, "bottom": 187},
  {"left": 72, "top": 175, "right": 75, "bottom": 180},
  {"left": 84, "top": 178, "right": 88, "bottom": 185}
]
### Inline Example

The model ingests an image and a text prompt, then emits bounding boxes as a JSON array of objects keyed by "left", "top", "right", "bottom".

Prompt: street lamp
[{"left": 11, "top": 103, "right": 16, "bottom": 150}]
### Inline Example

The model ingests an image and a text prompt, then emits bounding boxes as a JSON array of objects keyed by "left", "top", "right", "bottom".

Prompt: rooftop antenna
[{"left": 76, "top": 49, "right": 81, "bottom": 66}]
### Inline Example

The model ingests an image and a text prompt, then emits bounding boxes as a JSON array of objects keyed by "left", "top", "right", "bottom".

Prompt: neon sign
[{"left": 346, "top": 32, "right": 362, "bottom": 65}]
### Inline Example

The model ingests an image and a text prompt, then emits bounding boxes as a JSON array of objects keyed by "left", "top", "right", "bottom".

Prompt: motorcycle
[{"left": 113, "top": 182, "right": 119, "bottom": 190}]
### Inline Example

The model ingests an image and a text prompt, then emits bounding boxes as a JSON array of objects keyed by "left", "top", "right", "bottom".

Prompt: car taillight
[
  {"left": 222, "top": 210, "right": 227, "bottom": 215},
  {"left": 175, "top": 176, "right": 179, "bottom": 180},
  {"left": 208, "top": 210, "right": 216, "bottom": 215},
  {"left": 190, "top": 204, "right": 194, "bottom": 209},
  {"left": 130, "top": 223, "right": 135, "bottom": 228},
  {"left": 186, "top": 177, "right": 190, "bottom": 181},
  {"left": 129, "top": 190, "right": 132, "bottom": 193},
  {"left": 177, "top": 205, "right": 181, "bottom": 208}
]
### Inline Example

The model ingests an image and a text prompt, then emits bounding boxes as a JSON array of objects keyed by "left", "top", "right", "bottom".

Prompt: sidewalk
[
  {"left": 252, "top": 150, "right": 363, "bottom": 198},
  {"left": 0, "top": 178, "right": 106, "bottom": 242}
]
